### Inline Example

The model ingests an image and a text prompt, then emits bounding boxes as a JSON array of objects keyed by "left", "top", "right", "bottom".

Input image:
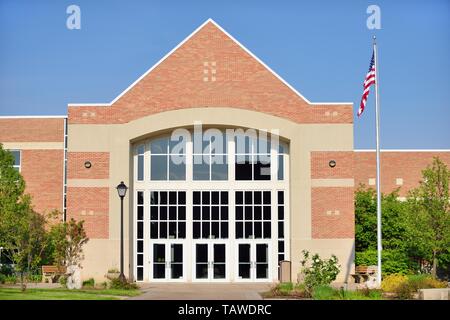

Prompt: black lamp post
[{"left": 116, "top": 181, "right": 128, "bottom": 283}]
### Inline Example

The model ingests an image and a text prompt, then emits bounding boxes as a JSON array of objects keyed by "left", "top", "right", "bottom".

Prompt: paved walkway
[{"left": 129, "top": 283, "right": 272, "bottom": 300}]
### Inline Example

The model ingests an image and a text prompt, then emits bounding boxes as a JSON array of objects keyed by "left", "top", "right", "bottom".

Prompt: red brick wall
[
  {"left": 0, "top": 118, "right": 64, "bottom": 142},
  {"left": 311, "top": 187, "right": 355, "bottom": 239},
  {"left": 66, "top": 187, "right": 109, "bottom": 239},
  {"left": 67, "top": 152, "right": 109, "bottom": 179},
  {"left": 354, "top": 151, "right": 450, "bottom": 196},
  {"left": 21, "top": 150, "right": 64, "bottom": 214},
  {"left": 311, "top": 151, "right": 354, "bottom": 179},
  {"left": 68, "top": 22, "right": 352, "bottom": 125}
]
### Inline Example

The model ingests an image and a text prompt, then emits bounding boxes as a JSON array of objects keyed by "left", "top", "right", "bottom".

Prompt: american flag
[{"left": 357, "top": 51, "right": 376, "bottom": 117}]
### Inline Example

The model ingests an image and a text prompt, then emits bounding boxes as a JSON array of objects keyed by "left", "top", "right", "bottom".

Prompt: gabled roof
[{"left": 68, "top": 18, "right": 352, "bottom": 107}]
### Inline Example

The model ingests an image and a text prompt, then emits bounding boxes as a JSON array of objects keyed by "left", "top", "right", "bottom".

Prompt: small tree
[
  {"left": 406, "top": 157, "right": 450, "bottom": 278},
  {"left": 0, "top": 145, "right": 48, "bottom": 291},
  {"left": 299, "top": 250, "right": 340, "bottom": 296}
]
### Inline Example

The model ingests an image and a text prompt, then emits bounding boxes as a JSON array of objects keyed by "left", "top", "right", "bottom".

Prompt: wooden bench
[
  {"left": 350, "top": 265, "right": 377, "bottom": 284},
  {"left": 42, "top": 265, "right": 66, "bottom": 283}
]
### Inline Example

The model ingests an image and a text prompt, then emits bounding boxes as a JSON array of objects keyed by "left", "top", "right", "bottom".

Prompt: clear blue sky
[{"left": 0, "top": 0, "right": 449, "bottom": 149}]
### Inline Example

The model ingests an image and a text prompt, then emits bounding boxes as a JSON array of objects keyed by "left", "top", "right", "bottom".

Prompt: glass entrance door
[
  {"left": 194, "top": 242, "right": 228, "bottom": 281},
  {"left": 151, "top": 242, "right": 184, "bottom": 281},
  {"left": 236, "top": 242, "right": 270, "bottom": 281}
]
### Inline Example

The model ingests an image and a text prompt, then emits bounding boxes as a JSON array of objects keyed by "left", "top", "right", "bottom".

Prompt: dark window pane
[
  {"left": 193, "top": 206, "right": 201, "bottom": 220},
  {"left": 159, "top": 222, "right": 167, "bottom": 238},
  {"left": 263, "top": 222, "right": 271, "bottom": 238},
  {"left": 212, "top": 191, "right": 220, "bottom": 204},
  {"left": 263, "top": 206, "right": 271, "bottom": 220},
  {"left": 178, "top": 192, "right": 186, "bottom": 204},
  {"left": 193, "top": 191, "right": 201, "bottom": 205},
  {"left": 202, "top": 191, "right": 210, "bottom": 204},
  {"left": 235, "top": 191, "right": 243, "bottom": 204},
  {"left": 235, "top": 155, "right": 252, "bottom": 180},
  {"left": 244, "top": 191, "right": 252, "bottom": 204},
  {"left": 169, "top": 206, "right": 177, "bottom": 220},
  {"left": 196, "top": 264, "right": 208, "bottom": 279},
  {"left": 256, "top": 264, "right": 268, "bottom": 279},
  {"left": 169, "top": 222, "right": 177, "bottom": 238},
  {"left": 236, "top": 206, "right": 243, "bottom": 220},
  {"left": 236, "top": 222, "right": 243, "bottom": 238},
  {"left": 193, "top": 222, "right": 200, "bottom": 239},
  {"left": 11, "top": 150, "right": 20, "bottom": 166},
  {"left": 245, "top": 222, "right": 253, "bottom": 238},
  {"left": 278, "top": 206, "right": 284, "bottom": 220},
  {"left": 153, "top": 264, "right": 165, "bottom": 279},
  {"left": 278, "top": 254, "right": 285, "bottom": 263},
  {"left": 137, "top": 267, "right": 143, "bottom": 281},
  {"left": 137, "top": 206, "right": 143, "bottom": 221},
  {"left": 278, "top": 240, "right": 285, "bottom": 253},
  {"left": 212, "top": 206, "right": 220, "bottom": 220},
  {"left": 256, "top": 244, "right": 268, "bottom": 262},
  {"left": 171, "top": 244, "right": 183, "bottom": 265},
  {"left": 150, "top": 191, "right": 158, "bottom": 204},
  {"left": 239, "top": 244, "right": 251, "bottom": 262},
  {"left": 159, "top": 206, "right": 167, "bottom": 220},
  {"left": 202, "top": 206, "right": 210, "bottom": 220},
  {"left": 263, "top": 191, "right": 271, "bottom": 204},
  {"left": 202, "top": 222, "right": 210, "bottom": 238},
  {"left": 151, "top": 155, "right": 167, "bottom": 180},
  {"left": 150, "top": 206, "right": 158, "bottom": 220},
  {"left": 137, "top": 240, "right": 143, "bottom": 253},
  {"left": 214, "top": 244, "right": 226, "bottom": 263},
  {"left": 178, "top": 222, "right": 186, "bottom": 238},
  {"left": 221, "top": 206, "right": 228, "bottom": 220},
  {"left": 171, "top": 264, "right": 183, "bottom": 279},
  {"left": 137, "top": 254, "right": 143, "bottom": 266},
  {"left": 160, "top": 192, "right": 167, "bottom": 204},
  {"left": 221, "top": 192, "right": 228, "bottom": 204},
  {"left": 245, "top": 206, "right": 252, "bottom": 220},
  {"left": 137, "top": 155, "right": 144, "bottom": 180},
  {"left": 212, "top": 222, "right": 220, "bottom": 239},
  {"left": 278, "top": 222, "right": 284, "bottom": 238},
  {"left": 254, "top": 191, "right": 262, "bottom": 204},
  {"left": 221, "top": 222, "right": 228, "bottom": 238},
  {"left": 278, "top": 191, "right": 284, "bottom": 205},
  {"left": 278, "top": 155, "right": 284, "bottom": 180},
  {"left": 254, "top": 206, "right": 262, "bottom": 220},
  {"left": 137, "top": 222, "right": 143, "bottom": 239},
  {"left": 169, "top": 191, "right": 177, "bottom": 204},
  {"left": 150, "top": 222, "right": 158, "bottom": 239},
  {"left": 254, "top": 155, "right": 271, "bottom": 180},
  {"left": 137, "top": 192, "right": 144, "bottom": 205},
  {"left": 178, "top": 206, "right": 186, "bottom": 220},
  {"left": 254, "top": 221, "right": 262, "bottom": 238}
]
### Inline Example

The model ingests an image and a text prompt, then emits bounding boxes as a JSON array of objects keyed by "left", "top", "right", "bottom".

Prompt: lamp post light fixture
[{"left": 116, "top": 181, "right": 128, "bottom": 283}]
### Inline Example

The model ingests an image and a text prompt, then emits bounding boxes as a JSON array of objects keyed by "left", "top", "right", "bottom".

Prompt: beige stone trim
[
  {"left": 1, "top": 142, "right": 64, "bottom": 150},
  {"left": 67, "top": 179, "right": 110, "bottom": 187},
  {"left": 311, "top": 178, "right": 354, "bottom": 187}
]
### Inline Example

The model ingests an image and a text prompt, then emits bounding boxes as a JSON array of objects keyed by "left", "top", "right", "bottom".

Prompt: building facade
[{"left": 1, "top": 19, "right": 449, "bottom": 283}]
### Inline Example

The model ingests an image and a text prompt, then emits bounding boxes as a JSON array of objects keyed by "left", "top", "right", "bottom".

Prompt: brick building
[{"left": 1, "top": 19, "right": 449, "bottom": 283}]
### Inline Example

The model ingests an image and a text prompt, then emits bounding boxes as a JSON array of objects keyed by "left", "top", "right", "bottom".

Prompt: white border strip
[
  {"left": 0, "top": 115, "right": 67, "bottom": 119},
  {"left": 68, "top": 18, "right": 353, "bottom": 107},
  {"left": 355, "top": 149, "right": 450, "bottom": 152}
]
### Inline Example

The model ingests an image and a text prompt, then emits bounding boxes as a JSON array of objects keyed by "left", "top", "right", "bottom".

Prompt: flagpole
[{"left": 373, "top": 35, "right": 382, "bottom": 286}]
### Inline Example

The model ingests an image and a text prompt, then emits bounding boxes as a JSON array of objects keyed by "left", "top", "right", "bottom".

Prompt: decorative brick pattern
[
  {"left": 21, "top": 150, "right": 64, "bottom": 214},
  {"left": 311, "top": 151, "right": 354, "bottom": 179},
  {"left": 354, "top": 152, "right": 450, "bottom": 196},
  {"left": 67, "top": 152, "right": 110, "bottom": 179},
  {"left": 68, "top": 22, "right": 352, "bottom": 125},
  {"left": 0, "top": 118, "right": 64, "bottom": 142},
  {"left": 66, "top": 187, "right": 109, "bottom": 239},
  {"left": 311, "top": 187, "right": 354, "bottom": 239}
]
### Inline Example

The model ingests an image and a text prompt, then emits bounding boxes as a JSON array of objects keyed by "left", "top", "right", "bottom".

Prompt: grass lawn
[{"left": 0, "top": 287, "right": 141, "bottom": 300}]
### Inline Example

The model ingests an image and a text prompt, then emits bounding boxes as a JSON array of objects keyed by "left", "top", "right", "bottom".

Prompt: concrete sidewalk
[{"left": 129, "top": 283, "right": 272, "bottom": 300}]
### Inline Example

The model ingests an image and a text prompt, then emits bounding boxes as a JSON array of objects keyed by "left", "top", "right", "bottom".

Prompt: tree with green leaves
[
  {"left": 0, "top": 144, "right": 48, "bottom": 290},
  {"left": 406, "top": 157, "right": 450, "bottom": 278}
]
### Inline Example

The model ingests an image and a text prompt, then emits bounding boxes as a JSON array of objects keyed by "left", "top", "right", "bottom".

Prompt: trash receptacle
[{"left": 279, "top": 260, "right": 291, "bottom": 283}]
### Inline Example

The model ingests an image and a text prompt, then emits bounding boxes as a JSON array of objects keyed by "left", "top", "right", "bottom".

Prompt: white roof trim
[
  {"left": 0, "top": 115, "right": 67, "bottom": 119},
  {"left": 355, "top": 149, "right": 450, "bottom": 152},
  {"left": 68, "top": 18, "right": 353, "bottom": 107}
]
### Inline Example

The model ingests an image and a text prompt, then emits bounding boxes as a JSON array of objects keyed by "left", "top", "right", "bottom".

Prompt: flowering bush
[
  {"left": 299, "top": 250, "right": 340, "bottom": 296},
  {"left": 381, "top": 274, "right": 408, "bottom": 292}
]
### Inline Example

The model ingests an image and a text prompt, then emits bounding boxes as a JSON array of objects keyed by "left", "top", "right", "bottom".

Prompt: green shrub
[
  {"left": 355, "top": 249, "right": 411, "bottom": 275},
  {"left": 299, "top": 250, "right": 340, "bottom": 296},
  {"left": 395, "top": 282, "right": 415, "bottom": 300},
  {"left": 381, "top": 274, "right": 408, "bottom": 292},
  {"left": 4, "top": 275, "right": 17, "bottom": 284},
  {"left": 82, "top": 278, "right": 95, "bottom": 287},
  {"left": 109, "top": 278, "right": 139, "bottom": 290},
  {"left": 28, "top": 274, "right": 42, "bottom": 283},
  {"left": 407, "top": 274, "right": 448, "bottom": 290},
  {"left": 0, "top": 274, "right": 5, "bottom": 284},
  {"left": 58, "top": 275, "right": 68, "bottom": 287},
  {"left": 0, "top": 264, "right": 14, "bottom": 276}
]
